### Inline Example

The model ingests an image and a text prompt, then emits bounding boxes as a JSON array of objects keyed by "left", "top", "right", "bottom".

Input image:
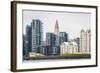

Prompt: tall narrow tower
[
  {"left": 79, "top": 29, "right": 91, "bottom": 54},
  {"left": 31, "top": 19, "right": 43, "bottom": 53},
  {"left": 54, "top": 20, "right": 59, "bottom": 35},
  {"left": 54, "top": 20, "right": 60, "bottom": 46},
  {"left": 86, "top": 29, "right": 91, "bottom": 54},
  {"left": 80, "top": 29, "right": 86, "bottom": 53}
]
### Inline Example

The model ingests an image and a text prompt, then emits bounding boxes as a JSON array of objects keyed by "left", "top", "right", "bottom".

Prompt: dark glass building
[
  {"left": 23, "top": 35, "right": 26, "bottom": 55},
  {"left": 31, "top": 19, "right": 43, "bottom": 53},
  {"left": 41, "top": 45, "right": 52, "bottom": 56},
  {"left": 46, "top": 32, "right": 60, "bottom": 55},
  {"left": 46, "top": 32, "right": 56, "bottom": 46},
  {"left": 59, "top": 32, "right": 68, "bottom": 45},
  {"left": 25, "top": 25, "right": 32, "bottom": 54}
]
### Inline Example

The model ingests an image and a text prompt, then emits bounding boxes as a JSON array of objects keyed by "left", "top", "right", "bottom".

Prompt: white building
[
  {"left": 80, "top": 29, "right": 86, "bottom": 53},
  {"left": 60, "top": 42, "right": 78, "bottom": 55},
  {"left": 80, "top": 29, "right": 91, "bottom": 54},
  {"left": 86, "top": 30, "right": 91, "bottom": 53}
]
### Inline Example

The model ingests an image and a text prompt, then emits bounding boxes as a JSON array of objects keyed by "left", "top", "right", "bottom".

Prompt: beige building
[
  {"left": 60, "top": 42, "right": 78, "bottom": 55},
  {"left": 79, "top": 29, "right": 91, "bottom": 54},
  {"left": 86, "top": 30, "right": 91, "bottom": 53}
]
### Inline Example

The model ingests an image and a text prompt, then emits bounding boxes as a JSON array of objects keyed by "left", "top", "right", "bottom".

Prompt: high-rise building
[
  {"left": 54, "top": 20, "right": 60, "bottom": 46},
  {"left": 31, "top": 19, "right": 43, "bottom": 53},
  {"left": 46, "top": 32, "right": 56, "bottom": 46},
  {"left": 59, "top": 32, "right": 68, "bottom": 45},
  {"left": 25, "top": 25, "right": 32, "bottom": 54},
  {"left": 80, "top": 29, "right": 91, "bottom": 54},
  {"left": 46, "top": 33, "right": 56, "bottom": 55},
  {"left": 86, "top": 30, "right": 91, "bottom": 53},
  {"left": 46, "top": 32, "right": 60, "bottom": 55},
  {"left": 80, "top": 29, "right": 86, "bottom": 53}
]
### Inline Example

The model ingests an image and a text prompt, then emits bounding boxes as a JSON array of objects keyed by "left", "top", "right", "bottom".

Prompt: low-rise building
[{"left": 60, "top": 42, "right": 78, "bottom": 55}]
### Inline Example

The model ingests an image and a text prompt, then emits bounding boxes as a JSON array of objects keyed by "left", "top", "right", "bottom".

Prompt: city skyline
[
  {"left": 23, "top": 19, "right": 91, "bottom": 60},
  {"left": 23, "top": 10, "right": 91, "bottom": 40}
]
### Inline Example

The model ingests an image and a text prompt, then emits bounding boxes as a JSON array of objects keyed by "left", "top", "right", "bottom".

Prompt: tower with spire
[
  {"left": 54, "top": 20, "right": 59, "bottom": 35},
  {"left": 54, "top": 20, "right": 60, "bottom": 46}
]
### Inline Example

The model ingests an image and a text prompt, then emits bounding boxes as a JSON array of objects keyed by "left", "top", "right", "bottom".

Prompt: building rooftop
[{"left": 61, "top": 41, "right": 78, "bottom": 46}]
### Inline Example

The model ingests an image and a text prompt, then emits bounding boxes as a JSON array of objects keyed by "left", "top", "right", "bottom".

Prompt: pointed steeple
[{"left": 54, "top": 20, "right": 59, "bottom": 35}]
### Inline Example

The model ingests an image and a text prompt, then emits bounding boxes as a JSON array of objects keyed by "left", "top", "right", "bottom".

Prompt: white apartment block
[
  {"left": 60, "top": 42, "right": 78, "bottom": 55},
  {"left": 80, "top": 29, "right": 91, "bottom": 54}
]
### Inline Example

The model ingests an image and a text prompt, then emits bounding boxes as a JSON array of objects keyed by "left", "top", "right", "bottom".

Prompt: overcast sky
[{"left": 23, "top": 10, "right": 91, "bottom": 40}]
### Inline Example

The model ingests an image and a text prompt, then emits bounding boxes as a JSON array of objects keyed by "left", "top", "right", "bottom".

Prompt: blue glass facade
[{"left": 31, "top": 19, "right": 43, "bottom": 53}]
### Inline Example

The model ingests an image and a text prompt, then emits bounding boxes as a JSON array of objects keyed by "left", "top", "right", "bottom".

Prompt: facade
[
  {"left": 80, "top": 29, "right": 91, "bottom": 54},
  {"left": 31, "top": 19, "right": 43, "bottom": 53},
  {"left": 41, "top": 45, "right": 52, "bottom": 56},
  {"left": 46, "top": 32, "right": 56, "bottom": 46},
  {"left": 46, "top": 32, "right": 60, "bottom": 55},
  {"left": 59, "top": 32, "right": 68, "bottom": 45},
  {"left": 60, "top": 42, "right": 78, "bottom": 55}
]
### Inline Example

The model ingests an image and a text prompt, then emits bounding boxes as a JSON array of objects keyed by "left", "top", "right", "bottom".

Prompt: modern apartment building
[
  {"left": 80, "top": 29, "right": 91, "bottom": 54},
  {"left": 31, "top": 19, "right": 43, "bottom": 53}
]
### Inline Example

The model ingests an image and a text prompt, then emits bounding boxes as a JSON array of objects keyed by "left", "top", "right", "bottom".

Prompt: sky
[{"left": 23, "top": 10, "right": 91, "bottom": 40}]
